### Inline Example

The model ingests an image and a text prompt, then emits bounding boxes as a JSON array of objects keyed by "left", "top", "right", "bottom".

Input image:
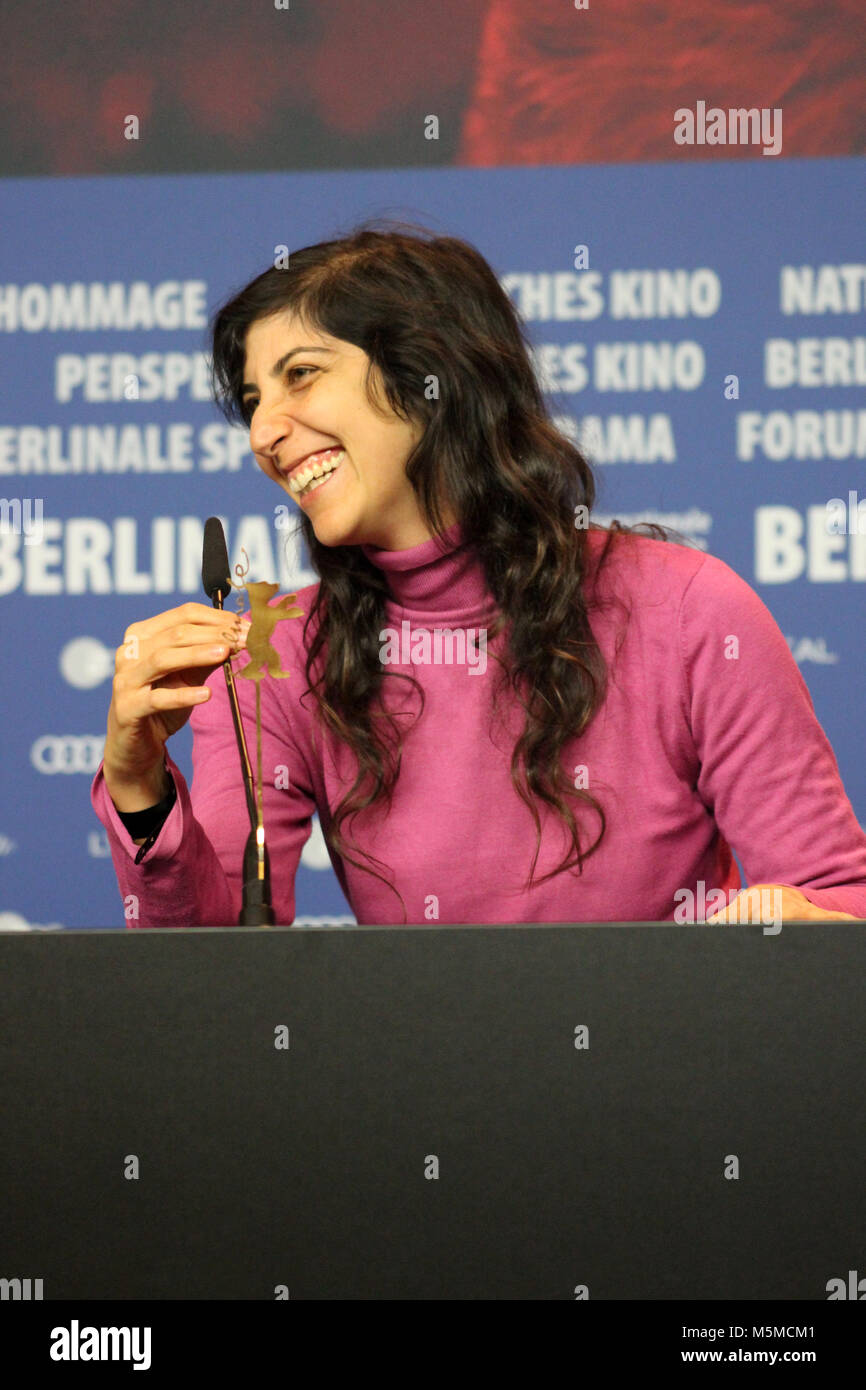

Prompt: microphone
[{"left": 202, "top": 517, "right": 275, "bottom": 927}]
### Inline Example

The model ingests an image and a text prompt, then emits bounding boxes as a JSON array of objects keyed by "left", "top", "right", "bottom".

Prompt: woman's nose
[{"left": 248, "top": 396, "right": 296, "bottom": 458}]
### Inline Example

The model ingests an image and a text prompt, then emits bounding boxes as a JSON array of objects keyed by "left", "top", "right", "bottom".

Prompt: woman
[{"left": 91, "top": 224, "right": 866, "bottom": 927}]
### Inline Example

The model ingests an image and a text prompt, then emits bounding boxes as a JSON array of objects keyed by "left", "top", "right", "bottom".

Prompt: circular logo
[{"left": 59, "top": 637, "right": 114, "bottom": 690}]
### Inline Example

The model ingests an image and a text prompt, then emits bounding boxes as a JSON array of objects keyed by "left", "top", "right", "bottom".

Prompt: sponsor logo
[
  {"left": 30, "top": 735, "right": 105, "bottom": 775},
  {"left": 59, "top": 637, "right": 114, "bottom": 689}
]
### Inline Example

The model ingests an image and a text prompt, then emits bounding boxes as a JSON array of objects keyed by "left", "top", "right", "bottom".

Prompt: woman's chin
[{"left": 306, "top": 512, "right": 362, "bottom": 548}]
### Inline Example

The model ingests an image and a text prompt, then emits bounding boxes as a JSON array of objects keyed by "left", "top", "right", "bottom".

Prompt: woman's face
[{"left": 243, "top": 310, "right": 442, "bottom": 551}]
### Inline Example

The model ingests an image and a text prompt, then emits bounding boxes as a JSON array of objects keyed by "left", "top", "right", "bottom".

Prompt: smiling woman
[
  {"left": 236, "top": 311, "right": 443, "bottom": 550},
  {"left": 90, "top": 221, "right": 866, "bottom": 927}
]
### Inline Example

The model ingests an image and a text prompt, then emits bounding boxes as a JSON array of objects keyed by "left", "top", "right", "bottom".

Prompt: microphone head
[{"left": 202, "top": 516, "right": 231, "bottom": 602}]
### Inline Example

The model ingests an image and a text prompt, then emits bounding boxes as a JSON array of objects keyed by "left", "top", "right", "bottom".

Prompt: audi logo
[{"left": 30, "top": 735, "right": 105, "bottom": 775}]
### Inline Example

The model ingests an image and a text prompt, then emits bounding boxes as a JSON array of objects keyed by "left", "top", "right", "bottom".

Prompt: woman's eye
[{"left": 241, "top": 367, "right": 316, "bottom": 423}]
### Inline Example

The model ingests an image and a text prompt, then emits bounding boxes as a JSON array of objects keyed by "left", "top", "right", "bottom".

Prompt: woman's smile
[{"left": 286, "top": 446, "right": 347, "bottom": 499}]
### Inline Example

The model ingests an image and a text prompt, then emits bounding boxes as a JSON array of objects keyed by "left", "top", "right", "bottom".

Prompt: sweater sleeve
[
  {"left": 679, "top": 550, "right": 866, "bottom": 918},
  {"left": 90, "top": 652, "right": 319, "bottom": 928}
]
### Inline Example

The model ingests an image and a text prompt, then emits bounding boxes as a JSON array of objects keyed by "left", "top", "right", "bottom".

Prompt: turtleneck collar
[{"left": 360, "top": 521, "right": 496, "bottom": 621}]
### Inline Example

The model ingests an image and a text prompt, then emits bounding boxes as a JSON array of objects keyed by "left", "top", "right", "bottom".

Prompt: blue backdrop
[{"left": 1, "top": 157, "right": 863, "bottom": 927}]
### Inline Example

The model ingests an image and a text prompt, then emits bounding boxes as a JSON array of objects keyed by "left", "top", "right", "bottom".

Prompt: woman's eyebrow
[{"left": 241, "top": 346, "right": 334, "bottom": 396}]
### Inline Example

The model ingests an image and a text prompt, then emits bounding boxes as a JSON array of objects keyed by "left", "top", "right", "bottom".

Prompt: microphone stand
[{"left": 210, "top": 586, "right": 275, "bottom": 927}]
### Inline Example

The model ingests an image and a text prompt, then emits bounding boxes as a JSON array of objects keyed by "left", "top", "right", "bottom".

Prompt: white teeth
[
  {"left": 288, "top": 448, "right": 345, "bottom": 493},
  {"left": 299, "top": 470, "right": 333, "bottom": 497}
]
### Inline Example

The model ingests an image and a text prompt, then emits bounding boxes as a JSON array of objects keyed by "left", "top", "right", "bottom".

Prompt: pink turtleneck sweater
[{"left": 90, "top": 523, "right": 866, "bottom": 926}]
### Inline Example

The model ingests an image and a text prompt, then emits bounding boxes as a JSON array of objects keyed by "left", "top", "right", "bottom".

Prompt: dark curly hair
[{"left": 210, "top": 220, "right": 685, "bottom": 920}]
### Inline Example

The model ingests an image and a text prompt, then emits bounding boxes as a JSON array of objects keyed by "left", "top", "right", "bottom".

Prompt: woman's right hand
[{"left": 103, "top": 602, "right": 246, "bottom": 811}]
